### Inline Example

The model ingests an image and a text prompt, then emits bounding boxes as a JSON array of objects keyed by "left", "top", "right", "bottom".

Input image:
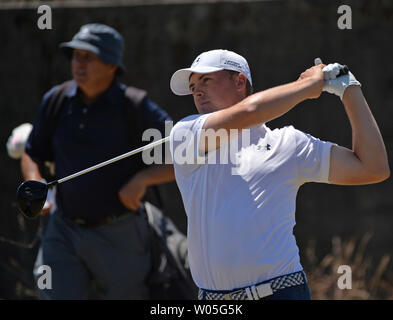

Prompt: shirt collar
[
  {"left": 101, "top": 79, "right": 125, "bottom": 105},
  {"left": 66, "top": 79, "right": 125, "bottom": 105}
]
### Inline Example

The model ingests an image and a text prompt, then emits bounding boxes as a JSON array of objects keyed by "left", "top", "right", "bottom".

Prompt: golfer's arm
[
  {"left": 21, "top": 152, "right": 43, "bottom": 181},
  {"left": 134, "top": 164, "right": 175, "bottom": 187},
  {"left": 328, "top": 86, "right": 390, "bottom": 185},
  {"left": 202, "top": 78, "right": 316, "bottom": 152}
]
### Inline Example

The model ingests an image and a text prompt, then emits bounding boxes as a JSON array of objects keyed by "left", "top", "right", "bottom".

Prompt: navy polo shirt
[{"left": 25, "top": 80, "right": 172, "bottom": 221}]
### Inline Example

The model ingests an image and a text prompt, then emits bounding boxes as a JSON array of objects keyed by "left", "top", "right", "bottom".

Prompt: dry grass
[{"left": 304, "top": 232, "right": 393, "bottom": 300}]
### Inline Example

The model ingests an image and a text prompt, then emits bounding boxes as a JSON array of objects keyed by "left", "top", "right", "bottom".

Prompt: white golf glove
[
  {"left": 44, "top": 187, "right": 57, "bottom": 213},
  {"left": 314, "top": 58, "right": 361, "bottom": 100},
  {"left": 6, "top": 123, "right": 33, "bottom": 159}
]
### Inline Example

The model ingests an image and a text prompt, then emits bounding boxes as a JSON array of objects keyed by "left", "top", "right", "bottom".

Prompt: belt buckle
[
  {"left": 74, "top": 218, "right": 86, "bottom": 226},
  {"left": 91, "top": 216, "right": 114, "bottom": 228},
  {"left": 224, "top": 293, "right": 231, "bottom": 300},
  {"left": 255, "top": 283, "right": 273, "bottom": 298},
  {"left": 245, "top": 283, "right": 273, "bottom": 300},
  {"left": 103, "top": 216, "right": 113, "bottom": 224}
]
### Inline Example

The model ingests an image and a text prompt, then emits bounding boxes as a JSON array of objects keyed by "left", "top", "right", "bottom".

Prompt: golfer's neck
[{"left": 78, "top": 78, "right": 114, "bottom": 105}]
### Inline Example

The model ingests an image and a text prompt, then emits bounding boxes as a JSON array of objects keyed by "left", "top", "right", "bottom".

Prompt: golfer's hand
[
  {"left": 118, "top": 174, "right": 148, "bottom": 211},
  {"left": 39, "top": 179, "right": 52, "bottom": 215},
  {"left": 297, "top": 63, "right": 325, "bottom": 99},
  {"left": 40, "top": 201, "right": 52, "bottom": 215}
]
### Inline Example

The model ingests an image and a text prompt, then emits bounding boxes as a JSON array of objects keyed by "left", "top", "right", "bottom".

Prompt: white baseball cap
[{"left": 170, "top": 49, "right": 252, "bottom": 96}]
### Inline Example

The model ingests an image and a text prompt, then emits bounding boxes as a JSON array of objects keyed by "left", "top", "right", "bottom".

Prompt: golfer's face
[
  {"left": 189, "top": 70, "right": 240, "bottom": 113},
  {"left": 71, "top": 49, "right": 115, "bottom": 88}
]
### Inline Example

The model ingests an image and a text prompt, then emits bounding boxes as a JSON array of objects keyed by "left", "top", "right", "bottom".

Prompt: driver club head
[{"left": 16, "top": 180, "right": 48, "bottom": 219}]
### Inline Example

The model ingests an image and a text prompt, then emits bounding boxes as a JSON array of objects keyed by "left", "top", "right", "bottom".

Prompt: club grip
[
  {"left": 47, "top": 180, "right": 58, "bottom": 188},
  {"left": 338, "top": 65, "right": 349, "bottom": 77}
]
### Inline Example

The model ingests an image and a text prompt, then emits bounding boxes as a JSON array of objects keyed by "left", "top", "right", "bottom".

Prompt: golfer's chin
[
  {"left": 197, "top": 102, "right": 232, "bottom": 114},
  {"left": 73, "top": 73, "right": 89, "bottom": 85},
  {"left": 196, "top": 102, "right": 217, "bottom": 114}
]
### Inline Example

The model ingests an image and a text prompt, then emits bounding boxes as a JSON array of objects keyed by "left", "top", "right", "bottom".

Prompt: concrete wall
[{"left": 0, "top": 0, "right": 392, "bottom": 297}]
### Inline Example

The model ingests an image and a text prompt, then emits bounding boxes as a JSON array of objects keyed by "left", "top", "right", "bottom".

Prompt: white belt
[{"left": 198, "top": 271, "right": 306, "bottom": 300}]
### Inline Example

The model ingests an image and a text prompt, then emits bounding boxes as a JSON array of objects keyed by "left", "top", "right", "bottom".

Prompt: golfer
[
  {"left": 21, "top": 24, "right": 174, "bottom": 299},
  {"left": 169, "top": 49, "right": 389, "bottom": 300}
]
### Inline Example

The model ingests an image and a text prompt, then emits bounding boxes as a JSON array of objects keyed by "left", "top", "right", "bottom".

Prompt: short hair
[{"left": 225, "top": 70, "right": 253, "bottom": 97}]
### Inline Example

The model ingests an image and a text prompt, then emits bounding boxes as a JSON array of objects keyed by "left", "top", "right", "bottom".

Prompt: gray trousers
[{"left": 33, "top": 209, "right": 151, "bottom": 299}]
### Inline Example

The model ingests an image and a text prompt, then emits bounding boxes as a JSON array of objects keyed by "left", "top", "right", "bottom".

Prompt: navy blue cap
[{"left": 60, "top": 23, "right": 125, "bottom": 73}]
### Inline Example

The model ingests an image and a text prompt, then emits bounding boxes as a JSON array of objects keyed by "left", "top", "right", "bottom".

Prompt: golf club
[{"left": 16, "top": 136, "right": 170, "bottom": 219}]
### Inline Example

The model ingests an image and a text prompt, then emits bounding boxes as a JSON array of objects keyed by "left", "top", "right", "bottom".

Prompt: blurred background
[{"left": 0, "top": 0, "right": 392, "bottom": 299}]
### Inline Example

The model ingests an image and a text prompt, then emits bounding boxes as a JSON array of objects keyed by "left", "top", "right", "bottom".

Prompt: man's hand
[
  {"left": 118, "top": 164, "right": 174, "bottom": 211},
  {"left": 40, "top": 188, "right": 56, "bottom": 215},
  {"left": 40, "top": 200, "right": 52, "bottom": 215},
  {"left": 118, "top": 173, "right": 148, "bottom": 211},
  {"left": 324, "top": 69, "right": 361, "bottom": 100},
  {"left": 315, "top": 58, "right": 361, "bottom": 99},
  {"left": 297, "top": 63, "right": 325, "bottom": 99}
]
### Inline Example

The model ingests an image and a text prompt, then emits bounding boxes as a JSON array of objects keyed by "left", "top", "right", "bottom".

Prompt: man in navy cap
[{"left": 21, "top": 24, "right": 174, "bottom": 299}]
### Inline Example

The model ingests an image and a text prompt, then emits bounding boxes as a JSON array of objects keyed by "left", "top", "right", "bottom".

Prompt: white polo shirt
[{"left": 169, "top": 113, "right": 335, "bottom": 291}]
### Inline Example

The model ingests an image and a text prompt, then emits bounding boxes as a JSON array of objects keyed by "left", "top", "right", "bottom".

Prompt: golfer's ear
[
  {"left": 108, "top": 64, "right": 118, "bottom": 75},
  {"left": 235, "top": 73, "right": 247, "bottom": 91}
]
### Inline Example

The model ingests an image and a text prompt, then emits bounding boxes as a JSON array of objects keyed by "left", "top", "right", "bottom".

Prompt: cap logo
[
  {"left": 78, "top": 28, "right": 92, "bottom": 40},
  {"left": 80, "top": 28, "right": 90, "bottom": 35},
  {"left": 224, "top": 60, "right": 242, "bottom": 70}
]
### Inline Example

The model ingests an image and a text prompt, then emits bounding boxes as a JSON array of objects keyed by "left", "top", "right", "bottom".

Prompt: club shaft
[{"left": 54, "top": 136, "right": 169, "bottom": 185}]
